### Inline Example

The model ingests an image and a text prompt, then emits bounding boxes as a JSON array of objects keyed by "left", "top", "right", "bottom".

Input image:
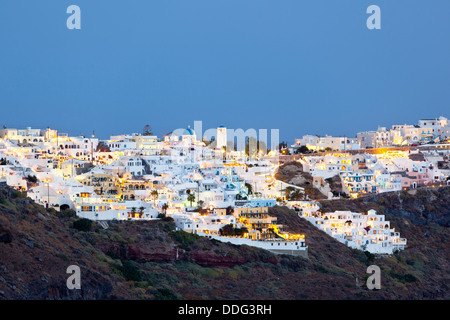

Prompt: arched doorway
[{"left": 60, "top": 204, "right": 70, "bottom": 211}]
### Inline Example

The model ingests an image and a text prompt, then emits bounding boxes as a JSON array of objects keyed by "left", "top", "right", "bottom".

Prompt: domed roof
[{"left": 183, "top": 126, "right": 195, "bottom": 136}]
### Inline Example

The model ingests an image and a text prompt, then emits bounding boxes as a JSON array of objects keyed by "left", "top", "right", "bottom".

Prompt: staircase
[{"left": 97, "top": 221, "right": 109, "bottom": 229}]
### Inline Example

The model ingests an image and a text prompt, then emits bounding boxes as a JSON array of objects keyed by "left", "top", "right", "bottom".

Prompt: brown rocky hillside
[
  {"left": 275, "top": 161, "right": 327, "bottom": 199},
  {"left": 0, "top": 184, "right": 448, "bottom": 299}
]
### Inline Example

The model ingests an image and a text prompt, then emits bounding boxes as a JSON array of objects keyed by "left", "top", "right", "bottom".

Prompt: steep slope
[
  {"left": 269, "top": 202, "right": 449, "bottom": 299},
  {"left": 0, "top": 184, "right": 448, "bottom": 300}
]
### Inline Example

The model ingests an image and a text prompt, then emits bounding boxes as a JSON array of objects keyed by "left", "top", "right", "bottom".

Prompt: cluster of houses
[
  {"left": 175, "top": 206, "right": 307, "bottom": 257},
  {"left": 0, "top": 124, "right": 310, "bottom": 256},
  {"left": 3, "top": 118, "right": 447, "bottom": 255},
  {"left": 289, "top": 201, "right": 407, "bottom": 254},
  {"left": 299, "top": 149, "right": 449, "bottom": 198},
  {"left": 0, "top": 125, "right": 284, "bottom": 216},
  {"left": 291, "top": 116, "right": 450, "bottom": 152}
]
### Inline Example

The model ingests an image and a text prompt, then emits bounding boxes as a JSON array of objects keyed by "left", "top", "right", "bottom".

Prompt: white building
[
  {"left": 300, "top": 209, "right": 406, "bottom": 254},
  {"left": 295, "top": 135, "right": 359, "bottom": 151},
  {"left": 216, "top": 126, "right": 227, "bottom": 150}
]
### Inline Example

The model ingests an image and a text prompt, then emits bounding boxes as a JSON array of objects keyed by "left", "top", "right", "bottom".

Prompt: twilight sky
[{"left": 0, "top": 1, "right": 449, "bottom": 143}]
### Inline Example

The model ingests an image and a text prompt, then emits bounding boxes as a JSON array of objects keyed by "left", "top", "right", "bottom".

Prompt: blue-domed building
[{"left": 181, "top": 125, "right": 197, "bottom": 145}]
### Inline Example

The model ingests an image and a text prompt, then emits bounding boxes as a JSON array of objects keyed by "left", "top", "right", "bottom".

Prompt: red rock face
[
  {"left": 97, "top": 241, "right": 251, "bottom": 268},
  {"left": 188, "top": 250, "right": 249, "bottom": 268},
  {"left": 126, "top": 243, "right": 180, "bottom": 263}
]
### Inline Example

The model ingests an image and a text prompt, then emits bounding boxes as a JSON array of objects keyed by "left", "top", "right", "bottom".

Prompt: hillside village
[{"left": 0, "top": 116, "right": 449, "bottom": 255}]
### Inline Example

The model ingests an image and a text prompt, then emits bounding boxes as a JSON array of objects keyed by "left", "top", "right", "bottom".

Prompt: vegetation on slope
[{"left": 0, "top": 184, "right": 448, "bottom": 299}]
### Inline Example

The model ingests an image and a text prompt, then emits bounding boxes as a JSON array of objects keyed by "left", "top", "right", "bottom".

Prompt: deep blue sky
[{"left": 0, "top": 1, "right": 449, "bottom": 143}]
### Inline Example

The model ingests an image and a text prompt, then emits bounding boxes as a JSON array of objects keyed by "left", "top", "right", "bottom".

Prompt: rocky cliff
[{"left": 0, "top": 184, "right": 448, "bottom": 299}]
